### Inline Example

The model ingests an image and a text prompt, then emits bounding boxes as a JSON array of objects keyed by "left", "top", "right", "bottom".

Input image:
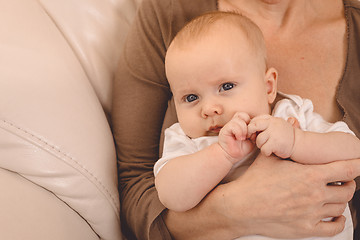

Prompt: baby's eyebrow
[{"left": 174, "top": 88, "right": 194, "bottom": 97}]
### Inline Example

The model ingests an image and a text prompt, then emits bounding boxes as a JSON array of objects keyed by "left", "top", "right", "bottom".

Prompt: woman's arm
[
  {"left": 112, "top": 0, "right": 173, "bottom": 239},
  {"left": 112, "top": 0, "right": 218, "bottom": 238},
  {"left": 164, "top": 154, "right": 360, "bottom": 240}
]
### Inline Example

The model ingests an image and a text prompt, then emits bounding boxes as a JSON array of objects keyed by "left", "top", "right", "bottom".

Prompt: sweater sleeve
[
  {"left": 112, "top": 0, "right": 173, "bottom": 239},
  {"left": 111, "top": 0, "right": 217, "bottom": 239}
]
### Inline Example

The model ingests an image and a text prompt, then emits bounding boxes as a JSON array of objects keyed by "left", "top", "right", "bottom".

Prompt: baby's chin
[{"left": 187, "top": 131, "right": 219, "bottom": 139}]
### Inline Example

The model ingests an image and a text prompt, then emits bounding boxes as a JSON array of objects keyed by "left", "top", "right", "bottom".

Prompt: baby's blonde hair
[{"left": 169, "top": 11, "right": 267, "bottom": 66}]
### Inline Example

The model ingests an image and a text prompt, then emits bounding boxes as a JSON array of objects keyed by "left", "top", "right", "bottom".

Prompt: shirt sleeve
[
  {"left": 272, "top": 93, "right": 355, "bottom": 135},
  {"left": 154, "top": 123, "right": 219, "bottom": 176},
  {"left": 154, "top": 124, "right": 195, "bottom": 176}
]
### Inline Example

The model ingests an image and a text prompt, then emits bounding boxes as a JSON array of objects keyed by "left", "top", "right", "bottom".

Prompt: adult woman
[{"left": 112, "top": 0, "right": 360, "bottom": 239}]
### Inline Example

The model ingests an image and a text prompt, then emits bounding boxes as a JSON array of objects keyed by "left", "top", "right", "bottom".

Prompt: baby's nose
[{"left": 201, "top": 102, "right": 223, "bottom": 118}]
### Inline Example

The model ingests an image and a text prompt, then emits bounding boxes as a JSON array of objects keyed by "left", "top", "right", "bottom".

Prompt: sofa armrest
[{"left": 0, "top": 0, "right": 138, "bottom": 239}]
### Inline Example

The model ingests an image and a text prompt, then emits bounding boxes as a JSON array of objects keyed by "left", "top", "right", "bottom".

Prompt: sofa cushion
[{"left": 0, "top": 0, "right": 140, "bottom": 239}]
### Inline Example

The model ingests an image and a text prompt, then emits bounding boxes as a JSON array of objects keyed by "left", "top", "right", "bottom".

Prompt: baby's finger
[
  {"left": 233, "top": 112, "right": 251, "bottom": 124},
  {"left": 259, "top": 142, "right": 273, "bottom": 157},
  {"left": 233, "top": 119, "right": 248, "bottom": 141},
  {"left": 247, "top": 118, "right": 270, "bottom": 137},
  {"left": 256, "top": 132, "right": 273, "bottom": 157},
  {"left": 256, "top": 131, "right": 270, "bottom": 150},
  {"left": 222, "top": 119, "right": 247, "bottom": 140},
  {"left": 250, "top": 114, "right": 271, "bottom": 122}
]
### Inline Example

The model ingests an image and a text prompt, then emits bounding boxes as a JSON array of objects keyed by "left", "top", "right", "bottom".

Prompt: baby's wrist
[
  {"left": 215, "top": 142, "right": 239, "bottom": 166},
  {"left": 290, "top": 127, "right": 302, "bottom": 159}
]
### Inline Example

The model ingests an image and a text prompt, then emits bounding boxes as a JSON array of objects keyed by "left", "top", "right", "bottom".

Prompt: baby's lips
[{"left": 209, "top": 125, "right": 222, "bottom": 133}]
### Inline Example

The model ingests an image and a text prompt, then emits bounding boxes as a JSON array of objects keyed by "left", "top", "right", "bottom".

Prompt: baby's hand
[
  {"left": 247, "top": 115, "right": 295, "bottom": 158},
  {"left": 218, "top": 112, "right": 255, "bottom": 164}
]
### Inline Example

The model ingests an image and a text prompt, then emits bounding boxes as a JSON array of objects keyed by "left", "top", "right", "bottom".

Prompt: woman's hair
[{"left": 170, "top": 11, "right": 267, "bottom": 60}]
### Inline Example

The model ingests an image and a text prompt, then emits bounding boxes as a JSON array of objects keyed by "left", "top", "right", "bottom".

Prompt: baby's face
[{"left": 166, "top": 30, "right": 277, "bottom": 138}]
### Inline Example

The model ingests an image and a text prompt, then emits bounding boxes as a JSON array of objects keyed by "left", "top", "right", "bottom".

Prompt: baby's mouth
[{"left": 207, "top": 125, "right": 222, "bottom": 136}]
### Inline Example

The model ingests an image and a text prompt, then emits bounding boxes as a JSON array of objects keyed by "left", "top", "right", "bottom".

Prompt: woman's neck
[{"left": 219, "top": 0, "right": 343, "bottom": 35}]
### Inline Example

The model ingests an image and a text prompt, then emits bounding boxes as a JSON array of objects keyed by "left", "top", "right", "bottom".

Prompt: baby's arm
[
  {"left": 248, "top": 115, "right": 360, "bottom": 164},
  {"left": 155, "top": 113, "right": 254, "bottom": 212},
  {"left": 290, "top": 129, "right": 360, "bottom": 164},
  {"left": 155, "top": 143, "right": 233, "bottom": 212}
]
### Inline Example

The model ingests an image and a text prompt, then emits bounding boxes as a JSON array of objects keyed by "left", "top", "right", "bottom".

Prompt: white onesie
[{"left": 154, "top": 93, "right": 354, "bottom": 240}]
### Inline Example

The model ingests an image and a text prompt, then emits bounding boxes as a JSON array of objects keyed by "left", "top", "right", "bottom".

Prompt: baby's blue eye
[
  {"left": 220, "top": 83, "right": 234, "bottom": 91},
  {"left": 185, "top": 94, "right": 198, "bottom": 102}
]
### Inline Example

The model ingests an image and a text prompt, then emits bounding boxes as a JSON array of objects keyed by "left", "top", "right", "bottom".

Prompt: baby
[{"left": 154, "top": 11, "right": 360, "bottom": 240}]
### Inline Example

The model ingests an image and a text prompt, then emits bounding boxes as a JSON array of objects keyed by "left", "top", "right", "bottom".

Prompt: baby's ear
[{"left": 265, "top": 67, "right": 278, "bottom": 104}]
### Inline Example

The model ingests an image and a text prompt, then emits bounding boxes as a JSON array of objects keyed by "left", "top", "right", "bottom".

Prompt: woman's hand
[
  {"left": 164, "top": 154, "right": 359, "bottom": 240},
  {"left": 220, "top": 154, "right": 356, "bottom": 238}
]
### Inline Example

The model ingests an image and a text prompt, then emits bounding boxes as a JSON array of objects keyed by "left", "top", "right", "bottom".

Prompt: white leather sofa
[{"left": 0, "top": 0, "right": 140, "bottom": 239}]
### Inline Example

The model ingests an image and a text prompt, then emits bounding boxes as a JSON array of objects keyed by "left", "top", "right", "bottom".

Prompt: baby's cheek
[{"left": 180, "top": 123, "right": 201, "bottom": 138}]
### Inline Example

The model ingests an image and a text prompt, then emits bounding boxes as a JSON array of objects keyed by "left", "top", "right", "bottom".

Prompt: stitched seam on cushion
[{"left": 0, "top": 119, "right": 120, "bottom": 215}]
